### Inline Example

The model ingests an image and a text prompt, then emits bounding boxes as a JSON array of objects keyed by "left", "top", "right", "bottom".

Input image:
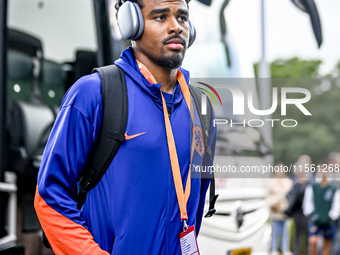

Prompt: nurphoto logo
[{"left": 197, "top": 83, "right": 312, "bottom": 128}]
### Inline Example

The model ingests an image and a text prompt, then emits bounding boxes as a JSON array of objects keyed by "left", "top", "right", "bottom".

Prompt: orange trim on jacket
[{"left": 34, "top": 186, "right": 109, "bottom": 255}]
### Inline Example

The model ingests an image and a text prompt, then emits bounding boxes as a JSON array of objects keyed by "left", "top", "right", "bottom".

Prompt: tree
[{"left": 269, "top": 57, "right": 340, "bottom": 167}]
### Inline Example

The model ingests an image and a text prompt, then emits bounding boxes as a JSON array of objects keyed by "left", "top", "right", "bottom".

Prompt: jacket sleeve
[
  {"left": 195, "top": 110, "right": 217, "bottom": 234},
  {"left": 302, "top": 184, "right": 314, "bottom": 217},
  {"left": 329, "top": 189, "right": 340, "bottom": 221},
  {"left": 284, "top": 183, "right": 299, "bottom": 216},
  {"left": 34, "top": 74, "right": 109, "bottom": 255}
]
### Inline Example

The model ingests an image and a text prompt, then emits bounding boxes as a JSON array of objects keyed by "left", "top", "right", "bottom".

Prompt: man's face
[{"left": 133, "top": 0, "right": 190, "bottom": 69}]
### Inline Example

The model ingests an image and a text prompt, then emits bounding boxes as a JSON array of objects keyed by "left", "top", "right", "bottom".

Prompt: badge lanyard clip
[{"left": 182, "top": 220, "right": 189, "bottom": 231}]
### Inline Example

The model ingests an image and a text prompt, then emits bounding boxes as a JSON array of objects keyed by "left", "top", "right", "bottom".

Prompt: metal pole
[
  {"left": 5, "top": 173, "right": 17, "bottom": 239},
  {"left": 257, "top": 0, "right": 273, "bottom": 149},
  {"left": 258, "top": 0, "right": 269, "bottom": 79},
  {"left": 0, "top": 172, "right": 17, "bottom": 250},
  {"left": 0, "top": 0, "right": 8, "bottom": 239},
  {"left": 94, "top": 0, "right": 114, "bottom": 66}
]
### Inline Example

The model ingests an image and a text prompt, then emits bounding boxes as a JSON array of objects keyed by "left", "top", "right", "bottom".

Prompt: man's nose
[{"left": 168, "top": 17, "right": 182, "bottom": 34}]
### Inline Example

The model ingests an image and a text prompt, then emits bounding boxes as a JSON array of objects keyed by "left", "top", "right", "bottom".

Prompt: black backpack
[{"left": 43, "top": 64, "right": 218, "bottom": 249}]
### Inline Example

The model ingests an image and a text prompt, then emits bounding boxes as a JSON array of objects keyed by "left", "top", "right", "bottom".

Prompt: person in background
[
  {"left": 303, "top": 161, "right": 340, "bottom": 255},
  {"left": 328, "top": 152, "right": 340, "bottom": 255},
  {"left": 285, "top": 155, "right": 311, "bottom": 255},
  {"left": 269, "top": 163, "right": 293, "bottom": 255}
]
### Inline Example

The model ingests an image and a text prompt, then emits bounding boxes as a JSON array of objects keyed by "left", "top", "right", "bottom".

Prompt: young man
[
  {"left": 285, "top": 155, "right": 311, "bottom": 255},
  {"left": 303, "top": 165, "right": 340, "bottom": 255},
  {"left": 34, "top": 0, "right": 216, "bottom": 254}
]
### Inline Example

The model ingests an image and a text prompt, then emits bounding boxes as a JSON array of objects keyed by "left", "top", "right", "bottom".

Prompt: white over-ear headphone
[{"left": 117, "top": 1, "right": 196, "bottom": 47}]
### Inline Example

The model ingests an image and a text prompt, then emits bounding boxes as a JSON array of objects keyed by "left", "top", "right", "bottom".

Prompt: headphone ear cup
[
  {"left": 131, "top": 3, "right": 144, "bottom": 40},
  {"left": 188, "top": 20, "right": 196, "bottom": 48},
  {"left": 117, "top": 2, "right": 144, "bottom": 40}
]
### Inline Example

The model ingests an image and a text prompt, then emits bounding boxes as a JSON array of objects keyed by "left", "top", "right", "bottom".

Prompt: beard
[
  {"left": 156, "top": 50, "right": 185, "bottom": 69},
  {"left": 134, "top": 38, "right": 187, "bottom": 70},
  {"left": 134, "top": 33, "right": 188, "bottom": 70}
]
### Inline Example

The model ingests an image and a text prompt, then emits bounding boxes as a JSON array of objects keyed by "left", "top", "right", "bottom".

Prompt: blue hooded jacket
[{"left": 35, "top": 47, "right": 216, "bottom": 255}]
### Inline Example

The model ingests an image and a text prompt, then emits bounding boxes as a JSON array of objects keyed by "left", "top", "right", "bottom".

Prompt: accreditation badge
[{"left": 179, "top": 225, "right": 200, "bottom": 255}]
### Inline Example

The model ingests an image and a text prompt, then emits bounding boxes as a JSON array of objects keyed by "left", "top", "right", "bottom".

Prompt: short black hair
[{"left": 115, "top": 0, "right": 190, "bottom": 18}]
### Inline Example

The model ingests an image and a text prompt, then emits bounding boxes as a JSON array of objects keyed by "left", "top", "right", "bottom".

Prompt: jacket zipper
[{"left": 168, "top": 106, "right": 172, "bottom": 119}]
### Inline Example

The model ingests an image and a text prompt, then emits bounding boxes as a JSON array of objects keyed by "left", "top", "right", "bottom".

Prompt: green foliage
[
  {"left": 271, "top": 57, "right": 322, "bottom": 78},
  {"left": 333, "top": 60, "right": 340, "bottom": 77},
  {"left": 268, "top": 57, "right": 340, "bottom": 166}
]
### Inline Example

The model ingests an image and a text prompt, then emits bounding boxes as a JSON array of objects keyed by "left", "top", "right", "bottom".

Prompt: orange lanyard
[{"left": 137, "top": 59, "right": 195, "bottom": 222}]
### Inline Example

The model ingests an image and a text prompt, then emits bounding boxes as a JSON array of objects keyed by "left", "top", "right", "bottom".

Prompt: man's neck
[
  {"left": 321, "top": 177, "right": 328, "bottom": 186},
  {"left": 134, "top": 54, "right": 178, "bottom": 93}
]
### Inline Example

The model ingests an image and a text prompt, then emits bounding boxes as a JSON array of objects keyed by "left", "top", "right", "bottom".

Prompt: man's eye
[
  {"left": 155, "top": 15, "right": 166, "bottom": 21},
  {"left": 178, "top": 16, "right": 188, "bottom": 22}
]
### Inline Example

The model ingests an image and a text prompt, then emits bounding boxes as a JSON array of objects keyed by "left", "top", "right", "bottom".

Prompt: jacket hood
[{"left": 114, "top": 47, "right": 191, "bottom": 107}]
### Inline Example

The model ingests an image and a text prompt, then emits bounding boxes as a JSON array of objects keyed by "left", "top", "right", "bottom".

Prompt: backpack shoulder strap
[
  {"left": 44, "top": 64, "right": 128, "bottom": 249},
  {"left": 189, "top": 84, "right": 218, "bottom": 218},
  {"left": 77, "top": 64, "right": 128, "bottom": 209}
]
